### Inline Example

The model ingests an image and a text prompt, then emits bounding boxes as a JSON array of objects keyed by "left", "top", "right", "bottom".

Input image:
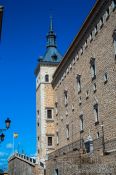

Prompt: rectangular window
[
  {"left": 112, "top": 1, "right": 116, "bottom": 10},
  {"left": 94, "top": 25, "right": 97, "bottom": 35},
  {"left": 37, "top": 110, "right": 39, "bottom": 118},
  {"left": 90, "top": 32, "right": 93, "bottom": 42},
  {"left": 45, "top": 74, "right": 49, "bottom": 82},
  {"left": 48, "top": 137, "right": 52, "bottom": 146},
  {"left": 76, "top": 74, "right": 81, "bottom": 93},
  {"left": 55, "top": 169, "right": 59, "bottom": 175},
  {"left": 99, "top": 17, "right": 103, "bottom": 29},
  {"left": 66, "top": 124, "right": 69, "bottom": 139},
  {"left": 80, "top": 115, "right": 84, "bottom": 132},
  {"left": 104, "top": 72, "right": 108, "bottom": 84},
  {"left": 106, "top": 9, "right": 109, "bottom": 20},
  {"left": 93, "top": 103, "right": 99, "bottom": 124},
  {"left": 84, "top": 40, "right": 87, "bottom": 48},
  {"left": 113, "top": 29, "right": 116, "bottom": 61},
  {"left": 90, "top": 58, "right": 96, "bottom": 80},
  {"left": 56, "top": 131, "right": 59, "bottom": 145},
  {"left": 64, "top": 90, "right": 68, "bottom": 106},
  {"left": 47, "top": 109, "right": 53, "bottom": 119},
  {"left": 80, "top": 47, "right": 83, "bottom": 55},
  {"left": 55, "top": 101, "right": 58, "bottom": 116}
]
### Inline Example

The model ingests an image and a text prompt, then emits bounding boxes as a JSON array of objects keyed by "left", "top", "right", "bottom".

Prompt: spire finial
[
  {"left": 50, "top": 16, "right": 53, "bottom": 32},
  {"left": 46, "top": 16, "right": 56, "bottom": 48}
]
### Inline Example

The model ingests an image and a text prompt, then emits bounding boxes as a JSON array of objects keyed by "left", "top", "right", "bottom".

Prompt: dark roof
[{"left": 43, "top": 47, "right": 62, "bottom": 62}]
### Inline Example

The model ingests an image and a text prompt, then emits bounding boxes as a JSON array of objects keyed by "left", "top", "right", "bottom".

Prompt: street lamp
[
  {"left": 5, "top": 117, "right": 11, "bottom": 129},
  {"left": 0, "top": 117, "right": 11, "bottom": 143}
]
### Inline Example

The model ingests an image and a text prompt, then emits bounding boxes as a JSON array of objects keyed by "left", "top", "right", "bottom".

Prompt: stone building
[
  {"left": 46, "top": 0, "right": 116, "bottom": 174},
  {"left": 8, "top": 153, "right": 42, "bottom": 175},
  {"left": 35, "top": 18, "right": 62, "bottom": 173}
]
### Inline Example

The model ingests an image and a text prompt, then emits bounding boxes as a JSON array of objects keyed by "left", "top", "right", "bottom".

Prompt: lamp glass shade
[{"left": 5, "top": 118, "right": 11, "bottom": 129}]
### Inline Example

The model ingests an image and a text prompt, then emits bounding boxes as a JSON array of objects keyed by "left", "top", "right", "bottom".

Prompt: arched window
[{"left": 45, "top": 74, "right": 49, "bottom": 82}]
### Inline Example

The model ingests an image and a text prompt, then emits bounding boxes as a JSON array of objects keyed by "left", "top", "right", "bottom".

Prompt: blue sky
[{"left": 0, "top": 0, "right": 96, "bottom": 170}]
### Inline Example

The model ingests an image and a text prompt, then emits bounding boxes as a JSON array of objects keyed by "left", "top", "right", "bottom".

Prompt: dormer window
[
  {"left": 76, "top": 74, "right": 81, "bottom": 93},
  {"left": 52, "top": 53, "right": 57, "bottom": 61},
  {"left": 90, "top": 58, "right": 96, "bottom": 80},
  {"left": 45, "top": 74, "right": 49, "bottom": 82}
]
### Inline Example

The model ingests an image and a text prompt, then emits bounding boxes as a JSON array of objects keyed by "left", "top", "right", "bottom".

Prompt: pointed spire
[
  {"left": 46, "top": 17, "right": 56, "bottom": 48},
  {"left": 50, "top": 16, "right": 53, "bottom": 32}
]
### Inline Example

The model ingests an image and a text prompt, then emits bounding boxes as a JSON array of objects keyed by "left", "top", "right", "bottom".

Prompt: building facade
[
  {"left": 46, "top": 0, "right": 116, "bottom": 174},
  {"left": 8, "top": 153, "right": 41, "bottom": 175},
  {"left": 35, "top": 18, "right": 62, "bottom": 172}
]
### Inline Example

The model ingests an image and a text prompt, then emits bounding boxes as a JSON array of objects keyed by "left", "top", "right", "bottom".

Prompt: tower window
[
  {"left": 93, "top": 103, "right": 99, "bottom": 124},
  {"left": 37, "top": 110, "right": 39, "bottom": 118},
  {"left": 76, "top": 74, "right": 81, "bottom": 93},
  {"left": 80, "top": 115, "right": 84, "bottom": 132},
  {"left": 45, "top": 74, "right": 49, "bottom": 82},
  {"left": 46, "top": 109, "right": 53, "bottom": 119},
  {"left": 48, "top": 136, "right": 52, "bottom": 146},
  {"left": 90, "top": 58, "right": 96, "bottom": 80}
]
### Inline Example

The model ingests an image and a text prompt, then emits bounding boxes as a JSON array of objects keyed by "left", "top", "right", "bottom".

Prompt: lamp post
[{"left": 0, "top": 117, "right": 11, "bottom": 143}]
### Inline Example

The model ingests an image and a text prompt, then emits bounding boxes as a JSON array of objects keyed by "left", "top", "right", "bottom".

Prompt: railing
[{"left": 9, "top": 153, "right": 36, "bottom": 164}]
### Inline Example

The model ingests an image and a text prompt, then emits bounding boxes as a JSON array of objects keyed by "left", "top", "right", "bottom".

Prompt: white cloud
[
  {"left": 0, "top": 152, "right": 8, "bottom": 157},
  {"left": 6, "top": 143, "right": 13, "bottom": 149}
]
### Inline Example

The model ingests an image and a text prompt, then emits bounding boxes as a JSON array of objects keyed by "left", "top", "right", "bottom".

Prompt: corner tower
[{"left": 35, "top": 17, "right": 62, "bottom": 173}]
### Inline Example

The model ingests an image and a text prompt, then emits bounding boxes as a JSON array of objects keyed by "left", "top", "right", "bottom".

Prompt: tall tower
[{"left": 35, "top": 17, "right": 62, "bottom": 172}]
